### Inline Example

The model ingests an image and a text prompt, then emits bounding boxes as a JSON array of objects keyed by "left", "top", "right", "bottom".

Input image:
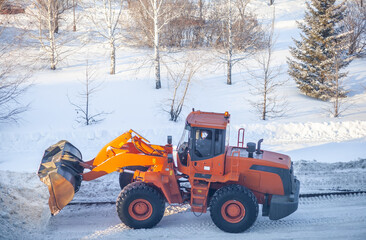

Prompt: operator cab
[{"left": 177, "top": 111, "right": 230, "bottom": 173}]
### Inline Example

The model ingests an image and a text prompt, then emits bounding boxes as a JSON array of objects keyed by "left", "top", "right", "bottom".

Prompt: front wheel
[
  {"left": 209, "top": 184, "right": 258, "bottom": 233},
  {"left": 116, "top": 182, "right": 165, "bottom": 229}
]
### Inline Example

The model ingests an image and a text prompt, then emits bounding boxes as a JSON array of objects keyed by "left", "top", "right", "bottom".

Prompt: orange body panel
[
  {"left": 189, "top": 154, "right": 225, "bottom": 176},
  {"left": 186, "top": 111, "right": 230, "bottom": 129},
  {"left": 226, "top": 147, "right": 290, "bottom": 196},
  {"left": 92, "top": 130, "right": 133, "bottom": 166},
  {"left": 82, "top": 129, "right": 170, "bottom": 181},
  {"left": 177, "top": 145, "right": 292, "bottom": 206},
  {"left": 136, "top": 169, "right": 183, "bottom": 204},
  {"left": 82, "top": 153, "right": 166, "bottom": 181}
]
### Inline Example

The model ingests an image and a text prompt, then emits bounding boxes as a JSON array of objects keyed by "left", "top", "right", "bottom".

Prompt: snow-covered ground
[
  {"left": 1, "top": 167, "right": 366, "bottom": 240},
  {"left": 1, "top": 0, "right": 366, "bottom": 239},
  {"left": 1, "top": 159, "right": 366, "bottom": 240}
]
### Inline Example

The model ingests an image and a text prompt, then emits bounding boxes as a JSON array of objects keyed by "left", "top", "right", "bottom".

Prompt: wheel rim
[
  {"left": 128, "top": 199, "right": 153, "bottom": 221},
  {"left": 221, "top": 200, "right": 246, "bottom": 223}
]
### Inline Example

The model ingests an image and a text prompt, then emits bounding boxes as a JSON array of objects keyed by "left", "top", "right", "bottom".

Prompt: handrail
[{"left": 237, "top": 128, "right": 245, "bottom": 148}]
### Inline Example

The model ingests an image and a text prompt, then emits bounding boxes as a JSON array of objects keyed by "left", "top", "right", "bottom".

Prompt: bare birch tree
[
  {"left": 85, "top": 0, "right": 124, "bottom": 74},
  {"left": 0, "top": 0, "right": 5, "bottom": 10},
  {"left": 247, "top": 7, "right": 286, "bottom": 120},
  {"left": 34, "top": 0, "right": 73, "bottom": 34},
  {"left": 0, "top": 6, "right": 31, "bottom": 122},
  {"left": 135, "top": 0, "right": 183, "bottom": 89},
  {"left": 214, "top": 0, "right": 264, "bottom": 85},
  {"left": 329, "top": 52, "right": 342, "bottom": 117},
  {"left": 326, "top": 39, "right": 351, "bottom": 117},
  {"left": 0, "top": 65, "right": 30, "bottom": 122},
  {"left": 226, "top": 0, "right": 234, "bottom": 85},
  {"left": 27, "top": 0, "right": 74, "bottom": 70},
  {"left": 68, "top": 61, "right": 109, "bottom": 125},
  {"left": 165, "top": 54, "right": 202, "bottom": 121},
  {"left": 343, "top": 0, "right": 366, "bottom": 57}
]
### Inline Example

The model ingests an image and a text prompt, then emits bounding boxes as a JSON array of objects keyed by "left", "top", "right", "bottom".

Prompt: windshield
[{"left": 177, "top": 125, "right": 191, "bottom": 150}]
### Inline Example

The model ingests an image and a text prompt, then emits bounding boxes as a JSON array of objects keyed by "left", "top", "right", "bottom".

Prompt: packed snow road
[{"left": 34, "top": 194, "right": 366, "bottom": 240}]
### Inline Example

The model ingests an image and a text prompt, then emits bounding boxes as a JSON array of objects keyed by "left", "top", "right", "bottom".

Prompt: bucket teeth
[{"left": 38, "top": 140, "right": 84, "bottom": 215}]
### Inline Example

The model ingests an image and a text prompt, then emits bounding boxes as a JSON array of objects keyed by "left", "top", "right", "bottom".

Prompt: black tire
[
  {"left": 116, "top": 181, "right": 165, "bottom": 229},
  {"left": 119, "top": 172, "right": 134, "bottom": 190},
  {"left": 119, "top": 166, "right": 148, "bottom": 190},
  {"left": 209, "top": 184, "right": 258, "bottom": 233}
]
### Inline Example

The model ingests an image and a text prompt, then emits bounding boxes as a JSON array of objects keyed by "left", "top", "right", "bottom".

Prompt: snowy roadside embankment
[
  {"left": 238, "top": 120, "right": 366, "bottom": 145},
  {"left": 294, "top": 159, "right": 366, "bottom": 193},
  {"left": 235, "top": 120, "right": 366, "bottom": 163},
  {"left": 0, "top": 171, "right": 50, "bottom": 240}
]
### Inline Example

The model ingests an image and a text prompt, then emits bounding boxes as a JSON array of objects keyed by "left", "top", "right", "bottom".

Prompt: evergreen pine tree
[{"left": 287, "top": 0, "right": 353, "bottom": 100}]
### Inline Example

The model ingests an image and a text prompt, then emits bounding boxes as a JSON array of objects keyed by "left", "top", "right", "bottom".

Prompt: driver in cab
[{"left": 195, "top": 130, "right": 212, "bottom": 158}]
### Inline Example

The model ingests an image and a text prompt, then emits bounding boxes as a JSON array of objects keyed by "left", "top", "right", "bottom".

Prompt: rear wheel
[
  {"left": 209, "top": 184, "right": 258, "bottom": 233},
  {"left": 116, "top": 182, "right": 165, "bottom": 229}
]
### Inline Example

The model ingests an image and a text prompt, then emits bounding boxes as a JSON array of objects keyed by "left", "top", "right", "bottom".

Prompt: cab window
[
  {"left": 214, "top": 129, "right": 224, "bottom": 156},
  {"left": 194, "top": 129, "right": 212, "bottom": 158}
]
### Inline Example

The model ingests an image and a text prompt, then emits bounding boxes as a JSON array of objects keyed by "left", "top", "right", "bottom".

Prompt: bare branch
[
  {"left": 246, "top": 6, "right": 287, "bottom": 120},
  {"left": 68, "top": 60, "right": 110, "bottom": 125},
  {"left": 82, "top": 0, "right": 125, "bottom": 74},
  {"left": 164, "top": 53, "right": 203, "bottom": 121}
]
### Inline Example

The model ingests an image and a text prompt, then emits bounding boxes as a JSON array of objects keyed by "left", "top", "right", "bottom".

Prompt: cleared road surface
[{"left": 36, "top": 193, "right": 366, "bottom": 240}]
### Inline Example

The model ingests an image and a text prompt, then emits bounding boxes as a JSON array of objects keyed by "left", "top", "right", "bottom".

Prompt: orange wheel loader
[{"left": 38, "top": 111, "right": 300, "bottom": 233}]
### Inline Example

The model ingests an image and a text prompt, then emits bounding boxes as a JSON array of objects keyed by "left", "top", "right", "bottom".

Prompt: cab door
[{"left": 190, "top": 128, "right": 225, "bottom": 177}]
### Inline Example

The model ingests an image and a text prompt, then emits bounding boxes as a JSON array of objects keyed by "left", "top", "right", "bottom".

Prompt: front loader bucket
[{"left": 38, "top": 140, "right": 84, "bottom": 215}]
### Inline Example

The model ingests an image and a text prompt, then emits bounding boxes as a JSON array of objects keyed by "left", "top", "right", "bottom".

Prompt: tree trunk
[
  {"left": 54, "top": 12, "right": 59, "bottom": 34},
  {"left": 86, "top": 66, "right": 90, "bottom": 125},
  {"left": 110, "top": 39, "right": 116, "bottom": 75},
  {"left": 73, "top": 0, "right": 76, "bottom": 32},
  {"left": 227, "top": 0, "right": 233, "bottom": 85},
  {"left": 48, "top": 3, "right": 56, "bottom": 70},
  {"left": 334, "top": 52, "right": 339, "bottom": 117},
  {"left": 154, "top": 0, "right": 161, "bottom": 89},
  {"left": 198, "top": 0, "right": 203, "bottom": 20},
  {"left": 262, "top": 83, "right": 267, "bottom": 120},
  {"left": 227, "top": 55, "right": 232, "bottom": 85}
]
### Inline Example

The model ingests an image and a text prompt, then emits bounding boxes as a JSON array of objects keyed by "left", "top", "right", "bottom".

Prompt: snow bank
[
  {"left": 294, "top": 158, "right": 366, "bottom": 172},
  {"left": 237, "top": 120, "right": 366, "bottom": 145},
  {"left": 294, "top": 159, "right": 366, "bottom": 193},
  {"left": 0, "top": 171, "right": 50, "bottom": 240},
  {"left": 231, "top": 121, "right": 366, "bottom": 163}
]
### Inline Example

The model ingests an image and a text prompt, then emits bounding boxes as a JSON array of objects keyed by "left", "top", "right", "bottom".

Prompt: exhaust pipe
[{"left": 256, "top": 139, "right": 263, "bottom": 154}]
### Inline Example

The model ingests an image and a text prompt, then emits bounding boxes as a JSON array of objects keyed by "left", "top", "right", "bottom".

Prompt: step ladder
[{"left": 190, "top": 180, "right": 210, "bottom": 213}]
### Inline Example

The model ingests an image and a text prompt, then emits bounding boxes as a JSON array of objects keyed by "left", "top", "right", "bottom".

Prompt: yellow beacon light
[{"left": 224, "top": 111, "right": 230, "bottom": 118}]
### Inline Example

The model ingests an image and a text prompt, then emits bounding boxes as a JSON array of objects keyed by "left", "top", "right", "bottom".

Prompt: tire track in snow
[{"left": 68, "top": 191, "right": 366, "bottom": 205}]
